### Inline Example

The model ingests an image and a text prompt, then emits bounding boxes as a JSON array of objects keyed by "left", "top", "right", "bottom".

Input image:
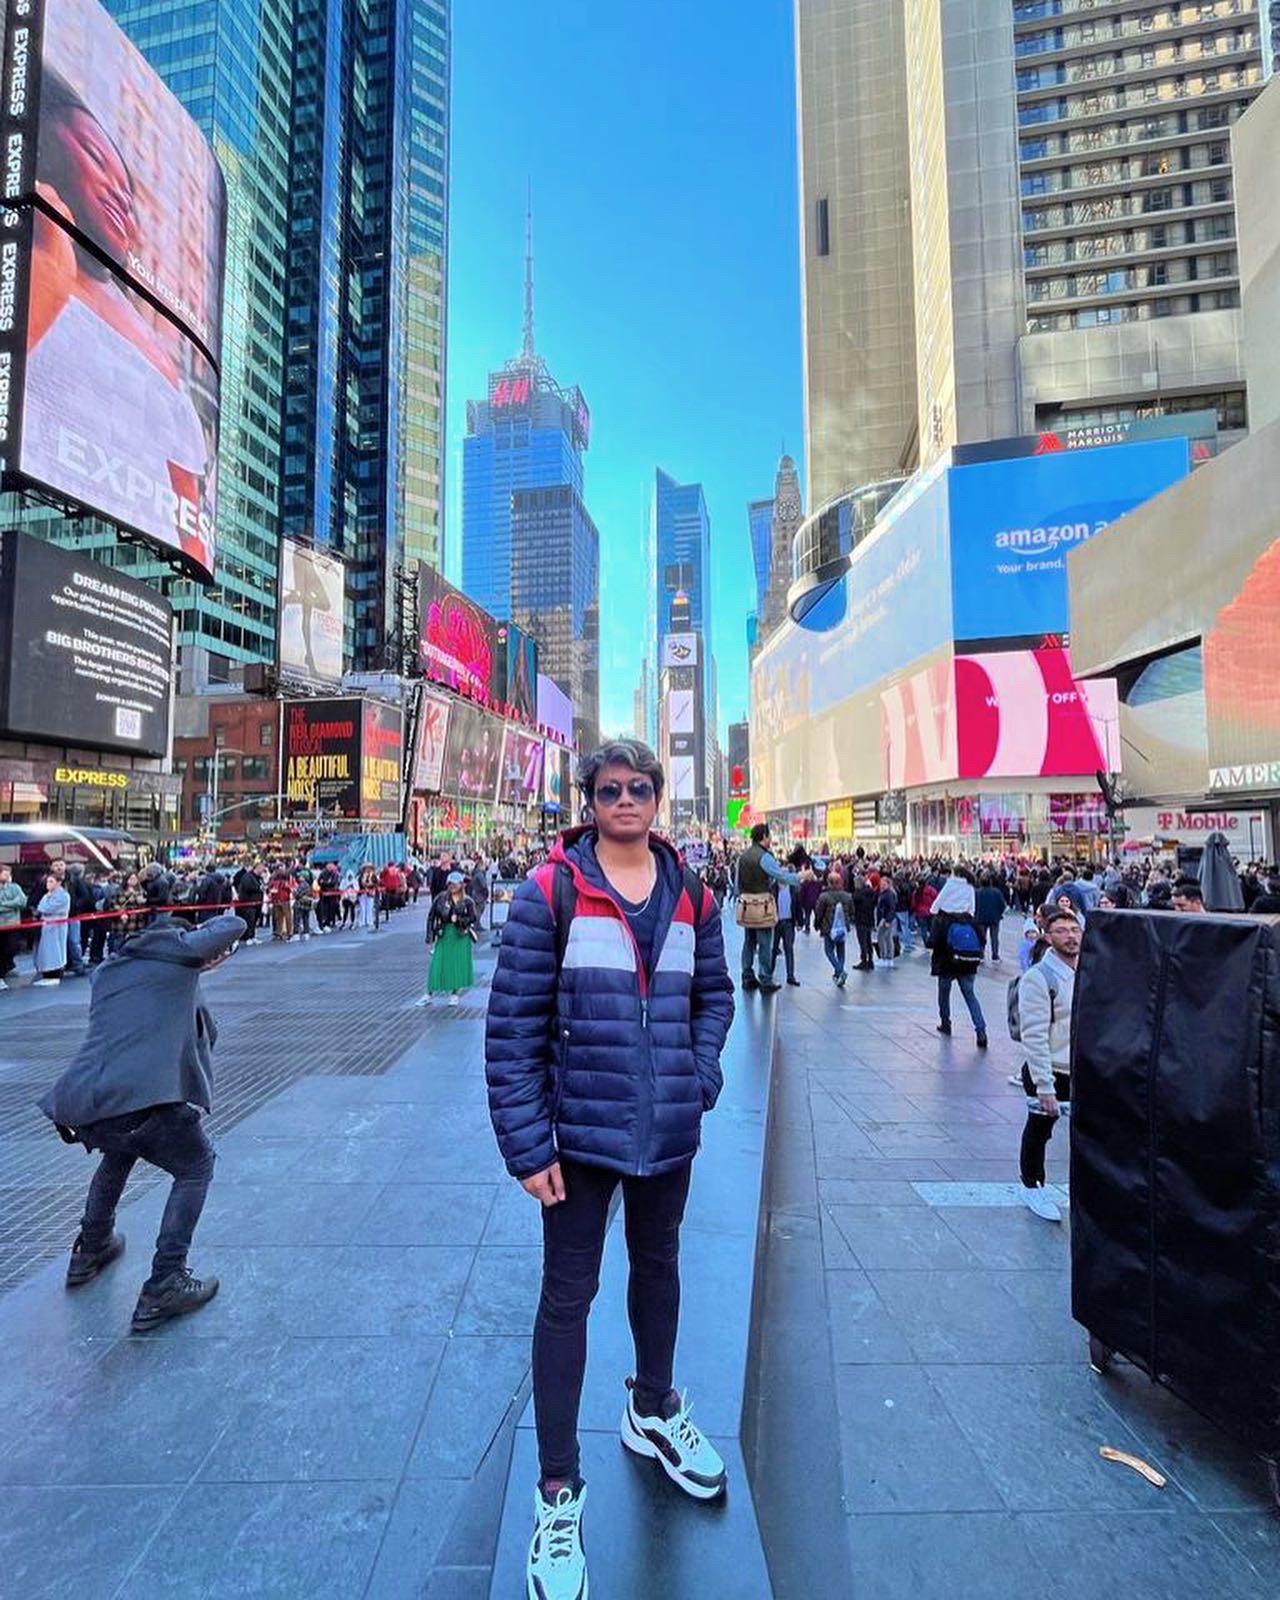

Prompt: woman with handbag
[{"left": 426, "top": 871, "right": 478, "bottom": 1006}]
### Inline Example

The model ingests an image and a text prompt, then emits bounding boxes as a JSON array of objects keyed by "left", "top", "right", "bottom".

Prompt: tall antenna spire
[{"left": 522, "top": 181, "right": 535, "bottom": 361}]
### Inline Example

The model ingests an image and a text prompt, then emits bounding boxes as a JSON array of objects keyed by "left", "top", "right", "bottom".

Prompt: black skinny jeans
[
  {"left": 1020, "top": 1067, "right": 1071, "bottom": 1188},
  {"left": 533, "top": 1156, "right": 693, "bottom": 1482},
  {"left": 79, "top": 1103, "right": 216, "bottom": 1289}
]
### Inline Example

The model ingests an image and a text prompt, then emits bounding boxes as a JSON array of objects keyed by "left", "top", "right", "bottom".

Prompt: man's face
[
  {"left": 51, "top": 860, "right": 66, "bottom": 880},
  {"left": 1047, "top": 916, "right": 1082, "bottom": 958},
  {"left": 1173, "top": 891, "right": 1204, "bottom": 914},
  {"left": 591, "top": 762, "right": 658, "bottom": 844}
]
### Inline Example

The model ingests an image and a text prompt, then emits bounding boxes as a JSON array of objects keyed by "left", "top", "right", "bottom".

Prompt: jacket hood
[{"left": 934, "top": 877, "right": 976, "bottom": 917}]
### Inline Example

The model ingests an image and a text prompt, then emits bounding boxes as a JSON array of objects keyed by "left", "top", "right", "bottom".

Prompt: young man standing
[
  {"left": 1017, "top": 908, "right": 1081, "bottom": 1223},
  {"left": 486, "top": 740, "right": 735, "bottom": 1600}
]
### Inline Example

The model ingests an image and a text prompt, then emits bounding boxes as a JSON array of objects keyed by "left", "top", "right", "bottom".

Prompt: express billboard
[
  {"left": 1, "top": 0, "right": 226, "bottom": 360},
  {"left": 948, "top": 439, "right": 1190, "bottom": 643},
  {"left": 278, "top": 539, "right": 345, "bottom": 687},
  {"left": 0, "top": 528, "right": 174, "bottom": 755},
  {"left": 0, "top": 203, "right": 220, "bottom": 580},
  {"left": 418, "top": 564, "right": 499, "bottom": 700}
]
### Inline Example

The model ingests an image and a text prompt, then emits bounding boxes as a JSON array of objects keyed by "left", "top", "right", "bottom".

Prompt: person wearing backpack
[
  {"left": 929, "top": 870, "right": 988, "bottom": 1047},
  {"left": 814, "top": 869, "right": 855, "bottom": 986},
  {"left": 485, "top": 740, "right": 735, "bottom": 1600},
  {"left": 1013, "top": 908, "right": 1081, "bottom": 1222}
]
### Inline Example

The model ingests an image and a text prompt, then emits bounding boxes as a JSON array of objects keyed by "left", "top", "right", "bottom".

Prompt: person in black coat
[
  {"left": 852, "top": 874, "right": 877, "bottom": 971},
  {"left": 974, "top": 875, "right": 1008, "bottom": 961}
]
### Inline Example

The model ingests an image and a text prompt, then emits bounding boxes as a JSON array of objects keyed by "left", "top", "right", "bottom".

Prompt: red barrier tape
[{"left": 2, "top": 887, "right": 402, "bottom": 934}]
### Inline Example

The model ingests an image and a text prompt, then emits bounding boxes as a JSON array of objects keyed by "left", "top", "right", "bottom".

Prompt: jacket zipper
[{"left": 559, "top": 858, "right": 656, "bottom": 1173}]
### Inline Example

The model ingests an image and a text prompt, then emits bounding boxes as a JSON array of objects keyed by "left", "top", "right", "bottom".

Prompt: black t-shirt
[{"left": 610, "top": 883, "right": 661, "bottom": 978}]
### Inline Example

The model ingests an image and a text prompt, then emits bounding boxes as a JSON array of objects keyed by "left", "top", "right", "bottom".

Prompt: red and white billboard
[{"left": 955, "top": 648, "right": 1120, "bottom": 780}]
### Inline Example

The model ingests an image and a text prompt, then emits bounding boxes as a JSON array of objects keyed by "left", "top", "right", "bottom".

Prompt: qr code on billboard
[{"left": 115, "top": 708, "right": 143, "bottom": 742}]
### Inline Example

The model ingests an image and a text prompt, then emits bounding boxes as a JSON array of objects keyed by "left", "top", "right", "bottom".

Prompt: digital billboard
[
  {"left": 662, "top": 632, "right": 699, "bottom": 669},
  {"left": 954, "top": 648, "right": 1121, "bottom": 781},
  {"left": 0, "top": 203, "right": 220, "bottom": 580},
  {"left": 497, "top": 728, "right": 544, "bottom": 806},
  {"left": 418, "top": 564, "right": 499, "bottom": 700},
  {"left": 1203, "top": 534, "right": 1280, "bottom": 782},
  {"left": 278, "top": 539, "right": 345, "bottom": 687},
  {"left": 413, "top": 691, "right": 451, "bottom": 794},
  {"left": 537, "top": 673, "right": 573, "bottom": 746},
  {"left": 496, "top": 622, "right": 538, "bottom": 722},
  {"left": 441, "top": 700, "right": 503, "bottom": 800},
  {"left": 1, "top": 0, "right": 226, "bottom": 360},
  {"left": 283, "top": 698, "right": 361, "bottom": 818},
  {"left": 543, "top": 742, "right": 569, "bottom": 813},
  {"left": 361, "top": 701, "right": 402, "bottom": 823},
  {"left": 949, "top": 439, "right": 1190, "bottom": 643},
  {"left": 0, "top": 528, "right": 174, "bottom": 755}
]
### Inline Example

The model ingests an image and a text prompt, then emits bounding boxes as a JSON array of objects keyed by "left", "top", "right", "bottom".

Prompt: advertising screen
[
  {"left": 361, "top": 701, "right": 402, "bottom": 823},
  {"left": 881, "top": 654, "right": 956, "bottom": 790},
  {"left": 949, "top": 439, "right": 1190, "bottom": 643},
  {"left": 0, "top": 204, "right": 220, "bottom": 580},
  {"left": 278, "top": 539, "right": 345, "bottom": 687},
  {"left": 283, "top": 698, "right": 361, "bottom": 818},
  {"left": 544, "top": 743, "right": 569, "bottom": 813},
  {"left": 496, "top": 623, "right": 538, "bottom": 722},
  {"left": 2, "top": 0, "right": 226, "bottom": 361},
  {"left": 537, "top": 674, "right": 573, "bottom": 745},
  {"left": 497, "top": 728, "right": 544, "bottom": 806},
  {"left": 418, "top": 564, "right": 499, "bottom": 700},
  {"left": 954, "top": 648, "right": 1121, "bottom": 780},
  {"left": 0, "top": 528, "right": 174, "bottom": 755},
  {"left": 441, "top": 700, "right": 503, "bottom": 800},
  {"left": 414, "top": 691, "right": 451, "bottom": 794},
  {"left": 662, "top": 632, "right": 699, "bottom": 669},
  {"left": 1203, "top": 536, "right": 1280, "bottom": 781}
]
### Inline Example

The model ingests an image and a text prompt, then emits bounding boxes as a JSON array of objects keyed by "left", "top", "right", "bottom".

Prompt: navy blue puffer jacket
[{"left": 485, "top": 829, "right": 735, "bottom": 1180}]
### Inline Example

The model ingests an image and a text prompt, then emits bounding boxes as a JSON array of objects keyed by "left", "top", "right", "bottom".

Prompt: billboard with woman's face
[
  {"left": 3, "top": 0, "right": 226, "bottom": 361},
  {"left": 0, "top": 0, "right": 224, "bottom": 582}
]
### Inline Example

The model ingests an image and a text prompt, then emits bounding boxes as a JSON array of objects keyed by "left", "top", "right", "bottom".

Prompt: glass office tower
[{"left": 283, "top": 0, "right": 451, "bottom": 667}]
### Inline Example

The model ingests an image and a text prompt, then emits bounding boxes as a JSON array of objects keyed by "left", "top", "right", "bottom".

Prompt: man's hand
[
  {"left": 1037, "top": 1093, "right": 1061, "bottom": 1121},
  {"left": 521, "top": 1162, "right": 565, "bottom": 1207}
]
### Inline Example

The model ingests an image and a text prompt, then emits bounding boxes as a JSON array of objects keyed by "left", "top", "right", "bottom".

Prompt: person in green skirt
[{"left": 427, "top": 872, "right": 479, "bottom": 1005}]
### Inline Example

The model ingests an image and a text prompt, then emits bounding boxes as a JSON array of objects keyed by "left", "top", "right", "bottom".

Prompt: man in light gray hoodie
[
  {"left": 39, "top": 911, "right": 245, "bottom": 1330},
  {"left": 1017, "top": 909, "right": 1081, "bottom": 1223}
]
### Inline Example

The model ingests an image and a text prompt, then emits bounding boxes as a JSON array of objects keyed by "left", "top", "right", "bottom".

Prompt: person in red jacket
[{"left": 267, "top": 865, "right": 294, "bottom": 942}]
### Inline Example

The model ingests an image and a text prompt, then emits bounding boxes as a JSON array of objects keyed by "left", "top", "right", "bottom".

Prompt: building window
[
  {"left": 259, "top": 722, "right": 274, "bottom": 748},
  {"left": 815, "top": 198, "right": 830, "bottom": 257}
]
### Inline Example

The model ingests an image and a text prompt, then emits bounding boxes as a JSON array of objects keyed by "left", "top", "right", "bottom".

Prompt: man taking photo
[{"left": 486, "top": 739, "right": 735, "bottom": 1600}]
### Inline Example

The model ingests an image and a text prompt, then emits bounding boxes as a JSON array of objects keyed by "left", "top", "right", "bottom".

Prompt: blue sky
[{"left": 444, "top": 0, "right": 805, "bottom": 740}]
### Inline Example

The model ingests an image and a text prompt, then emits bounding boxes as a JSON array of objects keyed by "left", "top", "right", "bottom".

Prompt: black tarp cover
[{"left": 1071, "top": 909, "right": 1280, "bottom": 1449}]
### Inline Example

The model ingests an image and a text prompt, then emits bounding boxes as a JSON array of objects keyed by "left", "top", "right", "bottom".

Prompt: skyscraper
[
  {"left": 795, "top": 0, "right": 1265, "bottom": 502},
  {"left": 510, "top": 485, "right": 600, "bottom": 751},
  {"left": 282, "top": 0, "right": 451, "bottom": 668},
  {"left": 654, "top": 468, "right": 716, "bottom": 805},
  {"left": 748, "top": 497, "right": 774, "bottom": 615},
  {"left": 757, "top": 454, "right": 804, "bottom": 649},
  {"left": 462, "top": 211, "right": 591, "bottom": 624},
  {"left": 3, "top": 0, "right": 450, "bottom": 687},
  {"left": 464, "top": 212, "right": 599, "bottom": 744}
]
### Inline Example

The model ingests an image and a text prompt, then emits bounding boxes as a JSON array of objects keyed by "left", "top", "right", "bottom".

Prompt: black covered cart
[{"left": 1070, "top": 908, "right": 1280, "bottom": 1508}]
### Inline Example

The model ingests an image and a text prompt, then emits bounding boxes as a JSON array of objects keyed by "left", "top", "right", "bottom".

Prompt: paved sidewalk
[
  {"left": 0, "top": 909, "right": 536, "bottom": 1600},
  {"left": 761, "top": 919, "right": 1280, "bottom": 1600}
]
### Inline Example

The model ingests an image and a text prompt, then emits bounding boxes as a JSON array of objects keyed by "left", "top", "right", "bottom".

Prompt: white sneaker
[
  {"left": 1023, "top": 1186, "right": 1062, "bottom": 1223},
  {"left": 620, "top": 1379, "right": 727, "bottom": 1500},
  {"left": 527, "top": 1481, "right": 587, "bottom": 1600},
  {"left": 33, "top": 978, "right": 60, "bottom": 987}
]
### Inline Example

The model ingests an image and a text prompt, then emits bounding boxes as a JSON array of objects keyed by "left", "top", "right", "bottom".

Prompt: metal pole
[{"left": 276, "top": 691, "right": 286, "bottom": 825}]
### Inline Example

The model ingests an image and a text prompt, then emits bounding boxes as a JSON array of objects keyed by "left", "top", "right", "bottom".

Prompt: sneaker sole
[
  {"left": 620, "top": 1407, "right": 726, "bottom": 1501},
  {"left": 527, "top": 1569, "right": 588, "bottom": 1600}
]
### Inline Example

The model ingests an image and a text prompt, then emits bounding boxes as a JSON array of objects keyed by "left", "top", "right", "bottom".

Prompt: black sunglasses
[{"left": 593, "top": 779, "right": 656, "bottom": 806}]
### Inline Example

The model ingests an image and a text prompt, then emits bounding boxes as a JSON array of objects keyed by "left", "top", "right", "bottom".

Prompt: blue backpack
[{"left": 945, "top": 919, "right": 983, "bottom": 970}]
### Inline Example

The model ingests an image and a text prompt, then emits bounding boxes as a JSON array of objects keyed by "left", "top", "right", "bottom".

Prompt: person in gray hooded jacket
[{"left": 39, "top": 911, "right": 246, "bottom": 1331}]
